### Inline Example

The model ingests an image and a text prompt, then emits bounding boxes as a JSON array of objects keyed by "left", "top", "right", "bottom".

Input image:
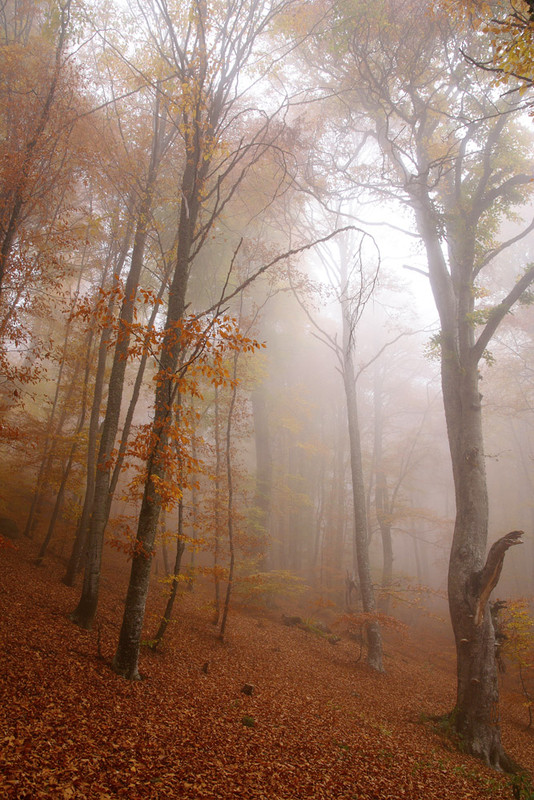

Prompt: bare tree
[{"left": 291, "top": 221, "right": 384, "bottom": 672}]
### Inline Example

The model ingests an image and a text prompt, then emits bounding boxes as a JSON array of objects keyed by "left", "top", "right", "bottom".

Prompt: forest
[{"left": 2, "top": 0, "right": 534, "bottom": 797}]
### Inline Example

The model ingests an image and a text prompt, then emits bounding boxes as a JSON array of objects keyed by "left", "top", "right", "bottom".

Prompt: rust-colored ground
[{"left": 1, "top": 538, "right": 532, "bottom": 799}]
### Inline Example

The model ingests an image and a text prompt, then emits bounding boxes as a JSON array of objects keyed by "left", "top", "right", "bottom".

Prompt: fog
[{"left": 1, "top": 0, "right": 533, "bottom": 697}]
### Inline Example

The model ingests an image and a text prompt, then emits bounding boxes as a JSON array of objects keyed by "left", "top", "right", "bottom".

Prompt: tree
[
  {"left": 454, "top": 0, "right": 534, "bottom": 98},
  {"left": 70, "top": 90, "right": 173, "bottom": 629},
  {"left": 290, "top": 220, "right": 384, "bottom": 671},
  {"left": 62, "top": 200, "right": 136, "bottom": 585},
  {"left": 338, "top": 233, "right": 383, "bottom": 672},
  {"left": 0, "top": 0, "right": 94, "bottom": 401},
  {"left": 332, "top": 0, "right": 534, "bottom": 765},
  {"left": 111, "top": 0, "right": 300, "bottom": 679}
]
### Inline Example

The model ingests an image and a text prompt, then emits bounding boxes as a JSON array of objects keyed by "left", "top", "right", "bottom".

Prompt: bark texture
[
  {"left": 71, "top": 106, "right": 165, "bottom": 630},
  {"left": 343, "top": 0, "right": 534, "bottom": 758}
]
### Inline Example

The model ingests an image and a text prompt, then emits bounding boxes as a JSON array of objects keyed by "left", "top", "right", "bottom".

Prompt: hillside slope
[{"left": 0, "top": 539, "right": 532, "bottom": 799}]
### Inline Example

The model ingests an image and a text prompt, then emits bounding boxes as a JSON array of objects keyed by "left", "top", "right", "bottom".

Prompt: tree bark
[
  {"left": 36, "top": 335, "right": 93, "bottom": 565},
  {"left": 112, "top": 116, "right": 202, "bottom": 677},
  {"left": 219, "top": 350, "right": 240, "bottom": 642},
  {"left": 342, "top": 351, "right": 384, "bottom": 672},
  {"left": 212, "top": 384, "right": 222, "bottom": 624},
  {"left": 150, "top": 501, "right": 186, "bottom": 651},
  {"left": 70, "top": 103, "right": 165, "bottom": 630},
  {"left": 63, "top": 211, "right": 134, "bottom": 586},
  {"left": 413, "top": 185, "right": 528, "bottom": 767},
  {"left": 373, "top": 369, "right": 393, "bottom": 614}
]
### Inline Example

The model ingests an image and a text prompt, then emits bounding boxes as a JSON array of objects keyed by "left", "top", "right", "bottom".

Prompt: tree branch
[
  {"left": 201, "top": 226, "right": 362, "bottom": 316},
  {"left": 473, "top": 263, "right": 534, "bottom": 361},
  {"left": 476, "top": 216, "right": 534, "bottom": 275},
  {"left": 474, "top": 530, "right": 523, "bottom": 626}
]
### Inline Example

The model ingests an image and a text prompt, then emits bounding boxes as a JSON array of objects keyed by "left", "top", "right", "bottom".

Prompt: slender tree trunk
[
  {"left": 36, "top": 334, "right": 93, "bottom": 565},
  {"left": 375, "top": 471, "right": 393, "bottom": 615},
  {"left": 342, "top": 350, "right": 384, "bottom": 672},
  {"left": 150, "top": 500, "right": 185, "bottom": 650},
  {"left": 35, "top": 448, "right": 75, "bottom": 566},
  {"left": 107, "top": 264, "right": 172, "bottom": 505},
  {"left": 112, "top": 134, "right": 203, "bottom": 678},
  {"left": 312, "top": 453, "right": 326, "bottom": 581},
  {"left": 63, "top": 213, "right": 134, "bottom": 586},
  {"left": 373, "top": 369, "right": 393, "bottom": 614},
  {"left": 24, "top": 267, "right": 84, "bottom": 540},
  {"left": 70, "top": 107, "right": 164, "bottom": 630},
  {"left": 332, "top": 413, "right": 346, "bottom": 584},
  {"left": 25, "top": 354, "right": 80, "bottom": 538},
  {"left": 251, "top": 386, "right": 272, "bottom": 567},
  {"left": 339, "top": 249, "right": 383, "bottom": 671},
  {"left": 219, "top": 353, "right": 239, "bottom": 642},
  {"left": 187, "top": 427, "right": 200, "bottom": 587},
  {"left": 212, "top": 384, "right": 222, "bottom": 624}
]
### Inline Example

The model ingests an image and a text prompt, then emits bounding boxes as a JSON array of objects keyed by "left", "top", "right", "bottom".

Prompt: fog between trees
[{"left": 1, "top": 0, "right": 534, "bottom": 769}]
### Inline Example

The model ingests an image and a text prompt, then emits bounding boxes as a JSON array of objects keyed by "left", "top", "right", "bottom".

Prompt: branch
[
  {"left": 201, "top": 226, "right": 362, "bottom": 316},
  {"left": 475, "top": 173, "right": 534, "bottom": 218},
  {"left": 473, "top": 263, "right": 534, "bottom": 361},
  {"left": 474, "top": 530, "right": 523, "bottom": 626},
  {"left": 355, "top": 330, "right": 414, "bottom": 380},
  {"left": 476, "top": 216, "right": 534, "bottom": 274},
  {"left": 403, "top": 263, "right": 429, "bottom": 278}
]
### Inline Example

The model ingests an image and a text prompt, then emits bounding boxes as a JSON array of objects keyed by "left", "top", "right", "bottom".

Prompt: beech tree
[
  {"left": 111, "top": 0, "right": 299, "bottom": 679},
  {"left": 324, "top": 0, "right": 534, "bottom": 766},
  {"left": 70, "top": 90, "right": 173, "bottom": 629},
  {"left": 336, "top": 231, "right": 383, "bottom": 672},
  {"left": 289, "top": 216, "right": 384, "bottom": 671}
]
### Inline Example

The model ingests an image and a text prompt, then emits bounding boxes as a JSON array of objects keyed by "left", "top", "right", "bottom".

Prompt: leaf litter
[{"left": 1, "top": 539, "right": 532, "bottom": 799}]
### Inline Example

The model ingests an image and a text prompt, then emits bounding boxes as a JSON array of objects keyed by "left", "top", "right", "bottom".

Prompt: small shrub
[{"left": 500, "top": 598, "right": 534, "bottom": 729}]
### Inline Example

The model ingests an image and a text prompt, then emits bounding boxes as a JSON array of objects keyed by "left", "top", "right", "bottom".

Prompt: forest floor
[{"left": 1, "top": 538, "right": 533, "bottom": 800}]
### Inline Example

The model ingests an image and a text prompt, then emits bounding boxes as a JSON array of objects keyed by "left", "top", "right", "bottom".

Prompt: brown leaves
[{"left": 0, "top": 538, "right": 527, "bottom": 799}]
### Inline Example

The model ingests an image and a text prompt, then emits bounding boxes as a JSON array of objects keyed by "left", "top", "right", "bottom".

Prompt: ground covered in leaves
[{"left": 1, "top": 540, "right": 533, "bottom": 800}]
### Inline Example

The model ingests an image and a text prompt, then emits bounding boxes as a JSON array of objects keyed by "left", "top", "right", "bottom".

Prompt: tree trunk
[
  {"left": 25, "top": 354, "right": 80, "bottom": 539},
  {"left": 212, "top": 384, "right": 222, "bottom": 624},
  {"left": 150, "top": 501, "right": 186, "bottom": 651},
  {"left": 373, "top": 369, "right": 393, "bottom": 614},
  {"left": 219, "top": 352, "right": 239, "bottom": 642},
  {"left": 442, "top": 342, "right": 523, "bottom": 765},
  {"left": 70, "top": 217, "right": 151, "bottom": 625},
  {"left": 413, "top": 185, "right": 526, "bottom": 767},
  {"left": 342, "top": 355, "right": 384, "bottom": 672},
  {"left": 251, "top": 386, "right": 272, "bottom": 568},
  {"left": 112, "top": 132, "right": 201, "bottom": 678},
  {"left": 376, "top": 471, "right": 393, "bottom": 616},
  {"left": 111, "top": 262, "right": 188, "bottom": 679},
  {"left": 36, "top": 347, "right": 92, "bottom": 565},
  {"left": 63, "top": 213, "right": 134, "bottom": 586},
  {"left": 70, "top": 105, "right": 165, "bottom": 629}
]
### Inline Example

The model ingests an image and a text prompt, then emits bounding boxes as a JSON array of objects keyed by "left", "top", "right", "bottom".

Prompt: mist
[{"left": 2, "top": 0, "right": 534, "bottom": 791}]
